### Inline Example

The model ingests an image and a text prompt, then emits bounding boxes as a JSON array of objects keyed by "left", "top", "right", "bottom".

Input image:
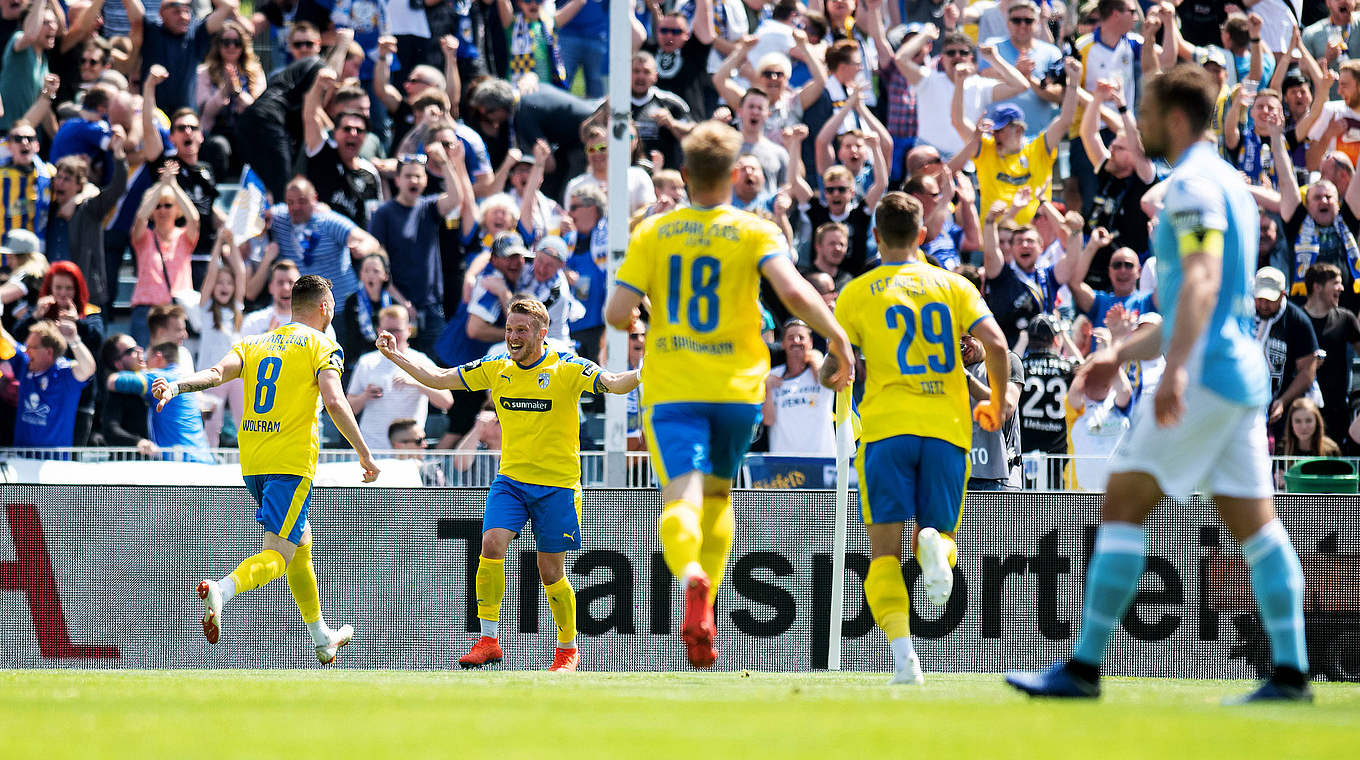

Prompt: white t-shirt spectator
[
  {"left": 767, "top": 363, "right": 835, "bottom": 455},
  {"left": 915, "top": 70, "right": 999, "bottom": 158},
  {"left": 562, "top": 167, "right": 657, "bottom": 215},
  {"left": 347, "top": 347, "right": 440, "bottom": 452},
  {"left": 1066, "top": 394, "right": 1130, "bottom": 491}
]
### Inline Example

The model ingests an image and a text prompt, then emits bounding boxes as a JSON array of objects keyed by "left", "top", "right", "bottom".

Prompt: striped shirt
[
  {"left": 0, "top": 158, "right": 53, "bottom": 243},
  {"left": 268, "top": 204, "right": 360, "bottom": 305}
]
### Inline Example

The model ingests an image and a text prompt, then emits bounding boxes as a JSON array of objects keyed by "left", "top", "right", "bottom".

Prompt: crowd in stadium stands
[{"left": 1, "top": 0, "right": 1360, "bottom": 489}]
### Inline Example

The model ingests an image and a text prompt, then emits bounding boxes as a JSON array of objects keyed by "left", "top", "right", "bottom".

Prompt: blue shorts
[
  {"left": 643, "top": 402, "right": 762, "bottom": 485},
  {"left": 856, "top": 434, "right": 968, "bottom": 530},
  {"left": 243, "top": 474, "right": 312, "bottom": 544},
  {"left": 484, "top": 475, "right": 582, "bottom": 553}
]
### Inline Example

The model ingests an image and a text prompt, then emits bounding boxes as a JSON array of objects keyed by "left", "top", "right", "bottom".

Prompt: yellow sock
[
  {"left": 286, "top": 541, "right": 321, "bottom": 624},
  {"left": 475, "top": 556, "right": 505, "bottom": 623},
  {"left": 917, "top": 532, "right": 959, "bottom": 568},
  {"left": 659, "top": 499, "right": 703, "bottom": 579},
  {"left": 864, "top": 556, "right": 911, "bottom": 641},
  {"left": 698, "top": 495, "right": 735, "bottom": 603},
  {"left": 543, "top": 576, "right": 578, "bottom": 647},
  {"left": 228, "top": 549, "right": 286, "bottom": 596}
]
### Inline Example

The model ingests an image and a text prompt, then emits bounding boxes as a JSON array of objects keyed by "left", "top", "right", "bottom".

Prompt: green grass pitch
[{"left": 1, "top": 670, "right": 1356, "bottom": 759}]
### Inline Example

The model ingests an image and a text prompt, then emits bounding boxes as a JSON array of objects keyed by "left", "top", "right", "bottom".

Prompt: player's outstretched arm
[
  {"left": 597, "top": 368, "right": 641, "bottom": 394},
  {"left": 604, "top": 287, "right": 644, "bottom": 332},
  {"left": 760, "top": 255, "right": 854, "bottom": 390},
  {"left": 151, "top": 353, "right": 243, "bottom": 412},
  {"left": 375, "top": 330, "right": 469, "bottom": 391},
  {"left": 318, "top": 369, "right": 380, "bottom": 483},
  {"left": 969, "top": 315, "right": 1012, "bottom": 432}
]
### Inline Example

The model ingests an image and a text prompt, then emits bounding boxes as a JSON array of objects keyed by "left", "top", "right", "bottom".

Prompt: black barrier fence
[{"left": 0, "top": 486, "right": 1357, "bottom": 680}]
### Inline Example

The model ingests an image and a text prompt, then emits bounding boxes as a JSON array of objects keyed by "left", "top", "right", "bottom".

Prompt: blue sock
[
  {"left": 1072, "top": 522, "right": 1146, "bottom": 667},
  {"left": 1241, "top": 519, "right": 1309, "bottom": 674}
]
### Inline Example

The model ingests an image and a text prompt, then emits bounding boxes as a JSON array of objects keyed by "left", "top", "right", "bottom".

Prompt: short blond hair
[
  {"left": 27, "top": 321, "right": 67, "bottom": 357},
  {"left": 682, "top": 121, "right": 743, "bottom": 194},
  {"left": 508, "top": 297, "right": 550, "bottom": 331}
]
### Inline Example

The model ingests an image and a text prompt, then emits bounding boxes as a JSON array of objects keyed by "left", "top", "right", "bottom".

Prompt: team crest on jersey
[{"left": 538, "top": 372, "right": 550, "bottom": 389}]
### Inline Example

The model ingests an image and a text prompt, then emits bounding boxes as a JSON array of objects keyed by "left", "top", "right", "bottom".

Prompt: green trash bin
[{"left": 1282, "top": 458, "right": 1359, "bottom": 493}]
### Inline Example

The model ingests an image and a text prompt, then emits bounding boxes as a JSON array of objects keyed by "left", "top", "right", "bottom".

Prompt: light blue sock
[
  {"left": 480, "top": 619, "right": 498, "bottom": 639},
  {"left": 1072, "top": 522, "right": 1146, "bottom": 667},
  {"left": 1242, "top": 519, "right": 1308, "bottom": 673}
]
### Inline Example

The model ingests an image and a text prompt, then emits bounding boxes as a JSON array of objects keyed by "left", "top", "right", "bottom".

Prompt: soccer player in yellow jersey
[
  {"left": 604, "top": 121, "right": 854, "bottom": 668},
  {"left": 377, "top": 297, "right": 639, "bottom": 672},
  {"left": 151, "top": 275, "right": 379, "bottom": 665},
  {"left": 835, "top": 192, "right": 1011, "bottom": 685}
]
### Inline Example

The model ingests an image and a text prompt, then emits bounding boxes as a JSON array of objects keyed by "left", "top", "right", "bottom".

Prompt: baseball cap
[
  {"left": 492, "top": 232, "right": 531, "bottom": 259},
  {"left": 0, "top": 229, "right": 40, "bottom": 257},
  {"left": 887, "top": 22, "right": 924, "bottom": 50},
  {"left": 1281, "top": 68, "right": 1309, "bottom": 92},
  {"left": 1254, "top": 267, "right": 1288, "bottom": 301},
  {"left": 535, "top": 235, "right": 570, "bottom": 262},
  {"left": 1194, "top": 47, "right": 1229, "bottom": 69},
  {"left": 989, "top": 103, "right": 1026, "bottom": 131}
]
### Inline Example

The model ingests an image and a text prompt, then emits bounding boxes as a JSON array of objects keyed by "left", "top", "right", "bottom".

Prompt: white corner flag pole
[
  {"left": 828, "top": 391, "right": 853, "bottom": 671},
  {"left": 603, "top": 0, "right": 632, "bottom": 487}
]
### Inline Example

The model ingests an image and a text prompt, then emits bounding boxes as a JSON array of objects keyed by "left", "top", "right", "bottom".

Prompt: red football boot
[
  {"left": 681, "top": 574, "right": 717, "bottom": 668},
  {"left": 548, "top": 647, "right": 580, "bottom": 672},
  {"left": 458, "top": 636, "right": 503, "bottom": 668}
]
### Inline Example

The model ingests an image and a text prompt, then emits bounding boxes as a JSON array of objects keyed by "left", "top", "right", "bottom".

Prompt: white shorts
[{"left": 1110, "top": 383, "right": 1272, "bottom": 502}]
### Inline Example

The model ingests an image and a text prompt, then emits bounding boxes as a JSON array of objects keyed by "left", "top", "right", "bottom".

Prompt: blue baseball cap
[{"left": 989, "top": 103, "right": 1026, "bottom": 131}]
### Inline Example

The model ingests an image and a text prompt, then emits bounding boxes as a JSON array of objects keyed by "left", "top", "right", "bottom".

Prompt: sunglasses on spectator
[
  {"left": 219, "top": 37, "right": 243, "bottom": 48},
  {"left": 761, "top": 70, "right": 786, "bottom": 79},
  {"left": 81, "top": 56, "right": 104, "bottom": 66},
  {"left": 825, "top": 186, "right": 851, "bottom": 194},
  {"left": 338, "top": 125, "right": 366, "bottom": 134},
  {"left": 1110, "top": 261, "right": 1136, "bottom": 270},
  {"left": 629, "top": 333, "right": 646, "bottom": 339},
  {"left": 944, "top": 49, "right": 972, "bottom": 58},
  {"left": 10, "top": 133, "right": 37, "bottom": 143},
  {"left": 1009, "top": 16, "right": 1036, "bottom": 25},
  {"left": 173, "top": 123, "right": 200, "bottom": 132},
  {"left": 120, "top": 345, "right": 143, "bottom": 359},
  {"left": 291, "top": 40, "right": 319, "bottom": 49},
  {"left": 398, "top": 154, "right": 428, "bottom": 165},
  {"left": 586, "top": 144, "right": 608, "bottom": 154},
  {"left": 657, "top": 27, "right": 684, "bottom": 36},
  {"left": 1081, "top": 15, "right": 1099, "bottom": 24}
]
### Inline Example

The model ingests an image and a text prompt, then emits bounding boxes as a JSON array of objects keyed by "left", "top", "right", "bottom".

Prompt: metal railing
[{"left": 0, "top": 448, "right": 1355, "bottom": 493}]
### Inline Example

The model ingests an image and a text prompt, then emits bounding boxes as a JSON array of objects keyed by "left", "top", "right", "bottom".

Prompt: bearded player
[
  {"left": 604, "top": 121, "right": 855, "bottom": 668},
  {"left": 152, "top": 275, "right": 380, "bottom": 665},
  {"left": 1005, "top": 64, "right": 1312, "bottom": 702},
  {"left": 378, "top": 296, "right": 639, "bottom": 671}
]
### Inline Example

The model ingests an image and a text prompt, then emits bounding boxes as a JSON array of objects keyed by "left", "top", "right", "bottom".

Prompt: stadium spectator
[
  {"left": 4, "top": 318, "right": 95, "bottom": 447},
  {"left": 196, "top": 19, "right": 266, "bottom": 179},
  {"left": 1063, "top": 328, "right": 1131, "bottom": 491},
  {"left": 962, "top": 330, "right": 1024, "bottom": 489},
  {"left": 142, "top": 69, "right": 222, "bottom": 263},
  {"left": 261, "top": 176, "right": 383, "bottom": 307},
  {"left": 242, "top": 258, "right": 299, "bottom": 336},
  {"left": 0, "top": 0, "right": 60, "bottom": 131},
  {"left": 902, "top": 169, "right": 980, "bottom": 271},
  {"left": 1017, "top": 314, "right": 1076, "bottom": 487},
  {"left": 368, "top": 141, "right": 465, "bottom": 356},
  {"left": 762, "top": 319, "right": 833, "bottom": 456},
  {"left": 1302, "top": 0, "right": 1359, "bottom": 96},
  {"left": 1254, "top": 266, "right": 1321, "bottom": 427},
  {"left": 107, "top": 340, "right": 213, "bottom": 462},
  {"left": 1078, "top": 78, "right": 1156, "bottom": 288},
  {"left": 1068, "top": 0, "right": 1146, "bottom": 215},
  {"left": 625, "top": 316, "right": 646, "bottom": 451},
  {"left": 347, "top": 304, "right": 452, "bottom": 453},
  {"left": 1300, "top": 262, "right": 1360, "bottom": 451},
  {"left": 340, "top": 252, "right": 404, "bottom": 375},
  {"left": 388, "top": 417, "right": 448, "bottom": 486},
  {"left": 799, "top": 221, "right": 854, "bottom": 291},
  {"left": 1064, "top": 231, "right": 1156, "bottom": 346},
  {"left": 48, "top": 84, "right": 117, "bottom": 184},
  {"left": 97, "top": 333, "right": 152, "bottom": 452},
  {"left": 465, "top": 76, "right": 598, "bottom": 198},
  {"left": 46, "top": 142, "right": 129, "bottom": 311},
  {"left": 0, "top": 229, "right": 48, "bottom": 333},
  {"left": 1277, "top": 396, "right": 1342, "bottom": 456},
  {"left": 650, "top": 8, "right": 712, "bottom": 118},
  {"left": 981, "top": 197, "right": 1063, "bottom": 346},
  {"left": 787, "top": 147, "right": 882, "bottom": 274},
  {"left": 565, "top": 125, "right": 656, "bottom": 215},
  {"left": 448, "top": 406, "right": 501, "bottom": 483},
  {"left": 895, "top": 31, "right": 1025, "bottom": 159},
  {"left": 302, "top": 72, "right": 382, "bottom": 228},
  {"left": 196, "top": 240, "right": 245, "bottom": 447},
  {"left": 146, "top": 302, "right": 195, "bottom": 372},
  {"left": 631, "top": 51, "right": 693, "bottom": 172},
  {"left": 978, "top": 0, "right": 1064, "bottom": 141},
  {"left": 14, "top": 261, "right": 104, "bottom": 445},
  {"left": 128, "top": 163, "right": 199, "bottom": 350},
  {"left": 565, "top": 185, "right": 608, "bottom": 364},
  {"left": 0, "top": 120, "right": 54, "bottom": 243}
]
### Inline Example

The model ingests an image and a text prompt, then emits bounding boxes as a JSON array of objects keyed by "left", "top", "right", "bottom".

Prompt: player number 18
[
  {"left": 667, "top": 255, "right": 721, "bottom": 332},
  {"left": 884, "top": 302, "right": 955, "bottom": 375}
]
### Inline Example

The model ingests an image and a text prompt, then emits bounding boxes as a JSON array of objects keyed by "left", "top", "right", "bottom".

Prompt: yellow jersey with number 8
[
  {"left": 617, "top": 204, "right": 789, "bottom": 405},
  {"left": 835, "top": 261, "right": 992, "bottom": 450},
  {"left": 232, "top": 322, "right": 344, "bottom": 478}
]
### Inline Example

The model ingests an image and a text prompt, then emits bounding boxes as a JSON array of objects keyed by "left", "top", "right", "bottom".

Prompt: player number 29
[
  {"left": 253, "top": 356, "right": 283, "bottom": 414},
  {"left": 667, "top": 255, "right": 721, "bottom": 332},
  {"left": 884, "top": 302, "right": 955, "bottom": 375}
]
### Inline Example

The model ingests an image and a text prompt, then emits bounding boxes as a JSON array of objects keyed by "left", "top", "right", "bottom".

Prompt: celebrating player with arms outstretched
[
  {"left": 1005, "top": 64, "right": 1312, "bottom": 703},
  {"left": 152, "top": 275, "right": 380, "bottom": 665},
  {"left": 835, "top": 192, "right": 1011, "bottom": 685},
  {"left": 378, "top": 297, "right": 639, "bottom": 672},
  {"left": 604, "top": 122, "right": 854, "bottom": 669}
]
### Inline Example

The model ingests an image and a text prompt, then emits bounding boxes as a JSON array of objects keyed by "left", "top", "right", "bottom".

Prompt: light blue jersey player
[{"left": 1006, "top": 65, "right": 1312, "bottom": 703}]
